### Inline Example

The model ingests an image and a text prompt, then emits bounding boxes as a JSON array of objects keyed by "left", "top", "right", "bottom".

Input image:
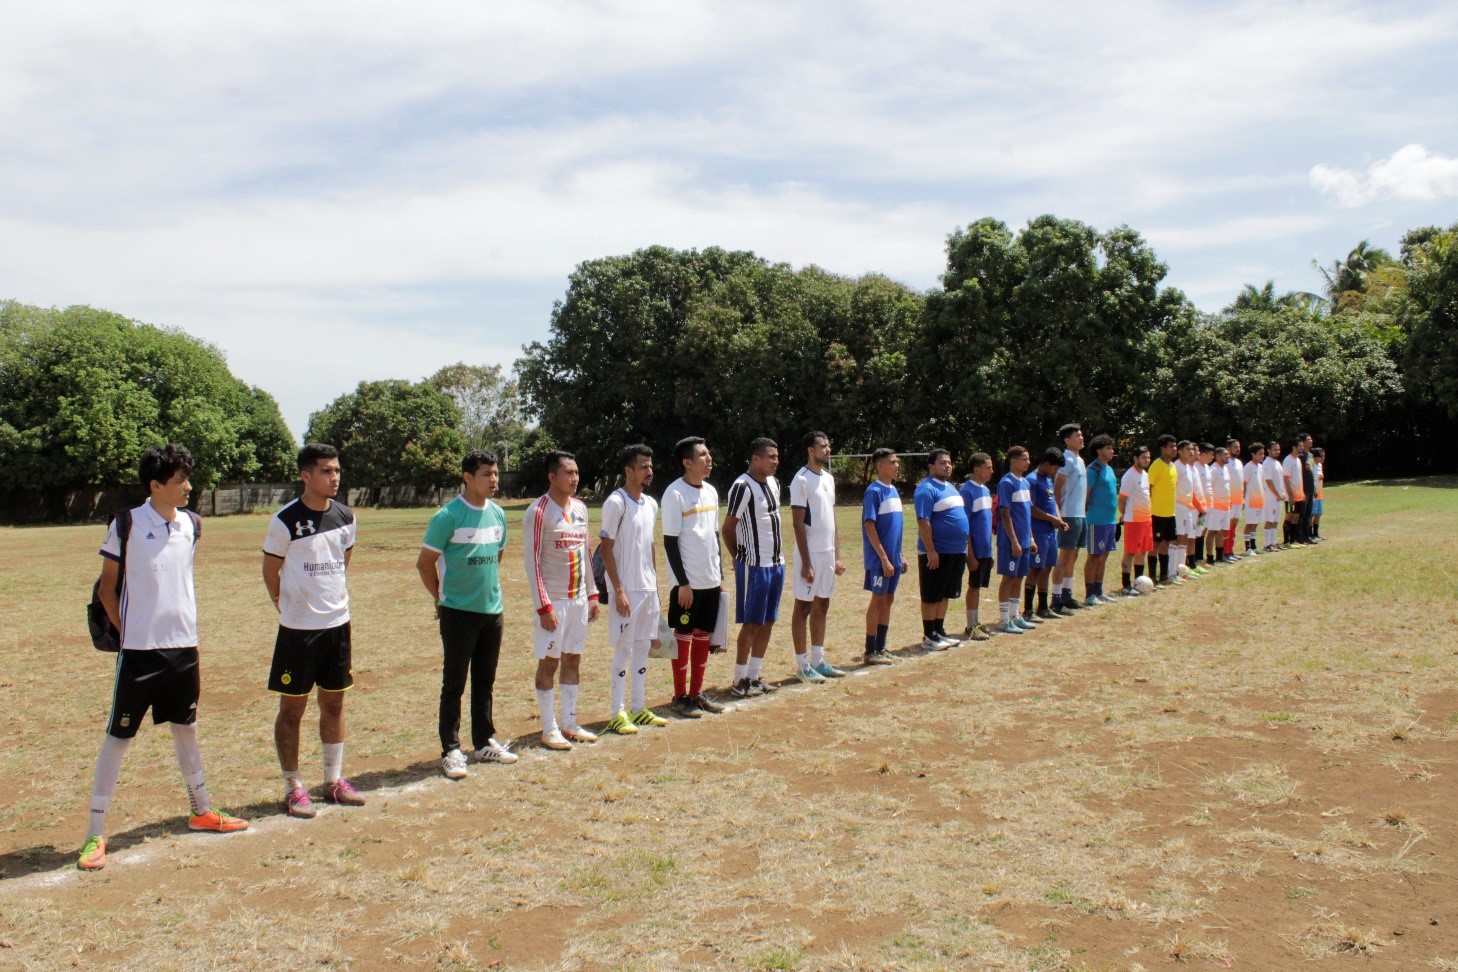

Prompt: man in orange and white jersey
[
  {"left": 1171, "top": 440, "right": 1200, "bottom": 581},
  {"left": 1223, "top": 439, "right": 1246, "bottom": 560},
  {"left": 1281, "top": 436, "right": 1306, "bottom": 547},
  {"left": 1205, "top": 446, "right": 1233, "bottom": 565},
  {"left": 1117, "top": 445, "right": 1153, "bottom": 595},
  {"left": 1241, "top": 442, "right": 1266, "bottom": 554}
]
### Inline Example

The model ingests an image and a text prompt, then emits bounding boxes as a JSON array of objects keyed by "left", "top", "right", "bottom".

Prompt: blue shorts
[
  {"left": 864, "top": 568, "right": 901, "bottom": 596},
  {"left": 735, "top": 562, "right": 785, "bottom": 625},
  {"left": 995, "top": 534, "right": 1031, "bottom": 577},
  {"left": 1058, "top": 516, "right": 1087, "bottom": 550},
  {"left": 1030, "top": 531, "right": 1058, "bottom": 570},
  {"left": 1312, "top": 499, "right": 1324, "bottom": 515},
  {"left": 1087, "top": 523, "right": 1118, "bottom": 556}
]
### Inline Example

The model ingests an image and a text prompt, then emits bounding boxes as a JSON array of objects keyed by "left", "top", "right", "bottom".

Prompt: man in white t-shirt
[
  {"left": 1240, "top": 441, "right": 1266, "bottom": 554},
  {"left": 789, "top": 431, "right": 847, "bottom": 683},
  {"left": 263, "top": 443, "right": 362, "bottom": 818},
  {"left": 78, "top": 445, "right": 248, "bottom": 871},
  {"left": 1223, "top": 439, "right": 1246, "bottom": 561},
  {"left": 661, "top": 437, "right": 728, "bottom": 718},
  {"left": 1262, "top": 441, "right": 1287, "bottom": 551},
  {"left": 600, "top": 444, "right": 669, "bottom": 735},
  {"left": 1281, "top": 436, "right": 1306, "bottom": 547}
]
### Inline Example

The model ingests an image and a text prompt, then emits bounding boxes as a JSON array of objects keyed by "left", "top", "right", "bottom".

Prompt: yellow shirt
[{"left": 1148, "top": 458, "right": 1178, "bottom": 518}]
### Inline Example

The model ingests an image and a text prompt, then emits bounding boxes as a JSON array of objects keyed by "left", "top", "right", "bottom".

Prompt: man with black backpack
[{"left": 79, "top": 444, "right": 248, "bottom": 871}]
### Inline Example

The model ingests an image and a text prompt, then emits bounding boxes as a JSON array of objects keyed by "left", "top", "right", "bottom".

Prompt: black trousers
[{"left": 438, "top": 607, "right": 504, "bottom": 756}]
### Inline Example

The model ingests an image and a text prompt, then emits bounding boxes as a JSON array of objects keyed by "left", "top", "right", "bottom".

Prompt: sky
[{"left": 2, "top": 1, "right": 1456, "bottom": 436}]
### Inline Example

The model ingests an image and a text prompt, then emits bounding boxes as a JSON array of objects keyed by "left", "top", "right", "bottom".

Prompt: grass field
[{"left": 1, "top": 479, "right": 1457, "bottom": 971}]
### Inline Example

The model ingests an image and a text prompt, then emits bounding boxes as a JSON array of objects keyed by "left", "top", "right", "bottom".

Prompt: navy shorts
[
  {"left": 735, "top": 563, "right": 785, "bottom": 625},
  {"left": 1030, "top": 531, "right": 1058, "bottom": 570},
  {"left": 1087, "top": 524, "right": 1118, "bottom": 556},
  {"left": 1058, "top": 516, "right": 1087, "bottom": 550},
  {"left": 864, "top": 568, "right": 901, "bottom": 596},
  {"left": 996, "top": 534, "right": 1031, "bottom": 577}
]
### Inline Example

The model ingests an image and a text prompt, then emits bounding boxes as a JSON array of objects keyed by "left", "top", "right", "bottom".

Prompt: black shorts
[
  {"left": 966, "top": 556, "right": 993, "bottom": 590},
  {"left": 668, "top": 586, "right": 721, "bottom": 634},
  {"left": 269, "top": 622, "right": 353, "bottom": 695},
  {"left": 107, "top": 648, "right": 200, "bottom": 738},
  {"left": 918, "top": 553, "right": 966, "bottom": 603},
  {"left": 1152, "top": 515, "right": 1178, "bottom": 544}
]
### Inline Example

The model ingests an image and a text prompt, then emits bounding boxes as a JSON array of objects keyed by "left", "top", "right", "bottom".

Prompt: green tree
[
  {"left": 427, "top": 362, "right": 529, "bottom": 462},
  {"left": 0, "top": 301, "right": 295, "bottom": 489},
  {"left": 304, "top": 379, "right": 465, "bottom": 490},
  {"left": 1400, "top": 223, "right": 1458, "bottom": 421}
]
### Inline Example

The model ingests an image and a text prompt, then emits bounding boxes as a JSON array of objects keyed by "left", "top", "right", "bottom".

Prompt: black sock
[
  {"left": 1134, "top": 563, "right": 1145, "bottom": 579},
  {"left": 1158, "top": 553, "right": 1169, "bottom": 580},
  {"left": 1312, "top": 522, "right": 1320, "bottom": 537},
  {"left": 876, "top": 624, "right": 888, "bottom": 652},
  {"left": 1194, "top": 537, "right": 1204, "bottom": 562},
  {"left": 1023, "top": 587, "right": 1034, "bottom": 613},
  {"left": 1122, "top": 570, "right": 1131, "bottom": 588},
  {"left": 1038, "top": 590, "right": 1048, "bottom": 612},
  {"left": 865, "top": 634, "right": 876, "bottom": 655},
  {"left": 922, "top": 620, "right": 936, "bottom": 638}
]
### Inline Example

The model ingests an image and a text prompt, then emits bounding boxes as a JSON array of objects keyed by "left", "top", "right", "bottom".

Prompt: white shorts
[
  {"left": 1175, "top": 505, "right": 1200, "bottom": 539},
  {"left": 1264, "top": 502, "right": 1283, "bottom": 524},
  {"left": 1227, "top": 503, "right": 1243, "bottom": 526},
  {"left": 534, "top": 597, "right": 590, "bottom": 659},
  {"left": 792, "top": 550, "right": 838, "bottom": 602},
  {"left": 1206, "top": 509, "right": 1228, "bottom": 532},
  {"left": 606, "top": 590, "right": 661, "bottom": 648}
]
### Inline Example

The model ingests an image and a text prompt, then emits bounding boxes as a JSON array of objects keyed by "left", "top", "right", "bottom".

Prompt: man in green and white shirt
[{"left": 416, "top": 450, "right": 517, "bottom": 779}]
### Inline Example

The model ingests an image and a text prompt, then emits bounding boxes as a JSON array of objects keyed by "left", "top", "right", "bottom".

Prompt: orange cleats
[
  {"left": 78, "top": 835, "right": 107, "bottom": 871},
  {"left": 188, "top": 809, "right": 249, "bottom": 833}
]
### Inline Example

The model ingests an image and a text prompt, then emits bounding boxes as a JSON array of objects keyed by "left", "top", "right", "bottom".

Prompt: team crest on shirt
[
  {"left": 280, "top": 672, "right": 292, "bottom": 685},
  {"left": 119, "top": 715, "right": 131, "bottom": 728}
]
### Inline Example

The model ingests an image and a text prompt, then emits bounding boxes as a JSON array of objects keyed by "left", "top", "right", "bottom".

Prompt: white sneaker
[
  {"left": 441, "top": 749, "right": 469, "bottom": 780},
  {"left": 541, "top": 728, "right": 573, "bottom": 751},
  {"left": 936, "top": 633, "right": 962, "bottom": 648},
  {"left": 472, "top": 738, "right": 519, "bottom": 764},
  {"left": 921, "top": 635, "right": 949, "bottom": 651},
  {"left": 562, "top": 725, "right": 599, "bottom": 744}
]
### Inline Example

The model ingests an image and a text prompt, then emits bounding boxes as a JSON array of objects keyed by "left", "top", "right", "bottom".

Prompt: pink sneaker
[
  {"left": 285, "top": 786, "right": 316, "bottom": 819},
  {"left": 325, "top": 778, "right": 365, "bottom": 806}
]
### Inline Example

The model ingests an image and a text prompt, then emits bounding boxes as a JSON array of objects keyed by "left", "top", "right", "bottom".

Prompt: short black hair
[
  {"left": 1248, "top": 442, "right": 1266, "bottom": 455},
  {"left": 870, "top": 447, "right": 896, "bottom": 464},
  {"left": 1267, "top": 440, "right": 1281, "bottom": 450},
  {"left": 298, "top": 442, "right": 339, "bottom": 472},
  {"left": 462, "top": 450, "right": 497, "bottom": 474},
  {"left": 1058, "top": 423, "right": 1082, "bottom": 441},
  {"left": 1199, "top": 442, "right": 1215, "bottom": 455},
  {"left": 545, "top": 450, "right": 576, "bottom": 475},
  {"left": 1007, "top": 445, "right": 1029, "bottom": 461},
  {"left": 802, "top": 430, "right": 828, "bottom": 451},
  {"left": 1311, "top": 447, "right": 1325, "bottom": 458},
  {"left": 139, "top": 443, "right": 194, "bottom": 489},
  {"left": 675, "top": 436, "right": 706, "bottom": 464},
  {"left": 1089, "top": 434, "right": 1113, "bottom": 452},
  {"left": 1039, "top": 447, "right": 1063, "bottom": 469},
  {"left": 1130, "top": 444, "right": 1150, "bottom": 458},
  {"left": 1214, "top": 446, "right": 1228, "bottom": 458},
  {"left": 749, "top": 437, "right": 778, "bottom": 458},
  {"left": 1225, "top": 438, "right": 1241, "bottom": 449},
  {"left": 1156, "top": 434, "right": 1177, "bottom": 448},
  {"left": 926, "top": 447, "right": 950, "bottom": 468},
  {"left": 968, "top": 452, "right": 992, "bottom": 471},
  {"left": 620, "top": 443, "right": 653, "bottom": 468}
]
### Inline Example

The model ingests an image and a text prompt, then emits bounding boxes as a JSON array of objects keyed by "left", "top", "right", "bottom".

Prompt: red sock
[
  {"left": 1223, "top": 528, "right": 1236, "bottom": 555},
  {"left": 672, "top": 634, "right": 691, "bottom": 698},
  {"left": 689, "top": 634, "right": 711, "bottom": 696}
]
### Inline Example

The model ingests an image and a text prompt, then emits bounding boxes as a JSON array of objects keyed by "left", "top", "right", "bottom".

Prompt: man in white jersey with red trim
[
  {"left": 79, "top": 445, "right": 247, "bottom": 871},
  {"left": 790, "top": 431, "right": 848, "bottom": 683},
  {"left": 263, "top": 443, "right": 364, "bottom": 818},
  {"left": 661, "top": 437, "right": 728, "bottom": 717},
  {"left": 524, "top": 451, "right": 601, "bottom": 750},
  {"left": 600, "top": 444, "right": 670, "bottom": 735},
  {"left": 723, "top": 437, "right": 785, "bottom": 697}
]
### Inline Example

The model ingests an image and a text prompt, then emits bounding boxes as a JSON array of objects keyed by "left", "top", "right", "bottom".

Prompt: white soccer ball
[
  {"left": 1177, "top": 563, "right": 1191, "bottom": 579},
  {"left": 1133, "top": 575, "right": 1155, "bottom": 594}
]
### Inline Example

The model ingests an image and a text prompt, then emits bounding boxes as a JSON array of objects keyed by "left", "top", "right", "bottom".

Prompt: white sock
[
  {"left": 560, "top": 682, "right": 579, "bottom": 729},
  {"left": 630, "top": 640, "right": 651, "bottom": 711},
  {"left": 322, "top": 742, "right": 344, "bottom": 784},
  {"left": 88, "top": 734, "right": 132, "bottom": 837},
  {"left": 282, "top": 769, "right": 304, "bottom": 794},
  {"left": 169, "top": 723, "right": 210, "bottom": 816},
  {"left": 747, "top": 657, "right": 764, "bottom": 680},
  {"left": 809, "top": 644, "right": 824, "bottom": 667},
  {"left": 966, "top": 608, "right": 977, "bottom": 628},
  {"left": 609, "top": 641, "right": 631, "bottom": 713},
  {"left": 536, "top": 687, "right": 558, "bottom": 734},
  {"left": 733, "top": 663, "right": 748, "bottom": 683},
  {"left": 794, "top": 651, "right": 810, "bottom": 672}
]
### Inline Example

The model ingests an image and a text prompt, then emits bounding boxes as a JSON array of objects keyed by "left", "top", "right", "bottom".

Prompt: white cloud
[{"left": 1311, "top": 144, "right": 1458, "bottom": 207}]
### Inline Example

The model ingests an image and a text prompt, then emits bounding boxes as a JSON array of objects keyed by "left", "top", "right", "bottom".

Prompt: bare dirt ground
[{"left": 1, "top": 478, "right": 1456, "bottom": 971}]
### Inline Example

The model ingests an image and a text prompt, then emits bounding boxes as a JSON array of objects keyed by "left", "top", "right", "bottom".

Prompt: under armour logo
[{"left": 295, "top": 520, "right": 316, "bottom": 537}]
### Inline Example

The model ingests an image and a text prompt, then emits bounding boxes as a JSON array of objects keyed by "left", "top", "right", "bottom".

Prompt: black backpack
[{"left": 87, "top": 508, "right": 202, "bottom": 651}]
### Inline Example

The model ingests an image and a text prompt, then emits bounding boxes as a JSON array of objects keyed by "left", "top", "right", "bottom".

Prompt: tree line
[{"left": 4, "top": 215, "right": 1454, "bottom": 497}]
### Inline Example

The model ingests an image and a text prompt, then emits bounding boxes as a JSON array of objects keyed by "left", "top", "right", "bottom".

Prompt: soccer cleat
[
  {"left": 1000, "top": 620, "right": 1024, "bottom": 635},
  {"left": 285, "top": 786, "right": 317, "bottom": 818},
  {"left": 77, "top": 835, "right": 107, "bottom": 871},
  {"left": 1095, "top": 593, "right": 1116, "bottom": 604},
  {"left": 1051, "top": 603, "right": 1074, "bottom": 617},
  {"left": 1118, "top": 586, "right": 1138, "bottom": 597},
  {"left": 562, "top": 725, "right": 599, "bottom": 744},
  {"left": 1015, "top": 615, "right": 1038, "bottom": 631},
  {"left": 1061, "top": 598, "right": 1085, "bottom": 610},
  {"left": 630, "top": 707, "right": 668, "bottom": 727},
  {"left": 188, "top": 809, "right": 249, "bottom": 833},
  {"left": 920, "top": 635, "right": 949, "bottom": 651},
  {"left": 812, "top": 661, "right": 848, "bottom": 679},
  {"left": 978, "top": 623, "right": 1001, "bottom": 638},
  {"left": 1084, "top": 596, "right": 1101, "bottom": 608},
  {"left": 605, "top": 710, "right": 640, "bottom": 734},
  {"left": 541, "top": 728, "right": 573, "bottom": 750},
  {"left": 441, "top": 749, "right": 470, "bottom": 779},
  {"left": 473, "top": 738, "right": 519, "bottom": 764},
  {"left": 325, "top": 778, "right": 366, "bottom": 806},
  {"left": 670, "top": 695, "right": 704, "bottom": 718},
  {"left": 749, "top": 677, "right": 777, "bottom": 694},
  {"left": 1036, "top": 607, "right": 1058, "bottom": 621},
  {"left": 729, "top": 678, "right": 759, "bottom": 698},
  {"left": 863, "top": 649, "right": 896, "bottom": 665},
  {"left": 935, "top": 632, "right": 962, "bottom": 648},
  {"left": 968, "top": 625, "right": 991, "bottom": 642},
  {"left": 1021, "top": 611, "right": 1043, "bottom": 625},
  {"left": 796, "top": 665, "right": 827, "bottom": 684},
  {"left": 691, "top": 693, "right": 727, "bottom": 714}
]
